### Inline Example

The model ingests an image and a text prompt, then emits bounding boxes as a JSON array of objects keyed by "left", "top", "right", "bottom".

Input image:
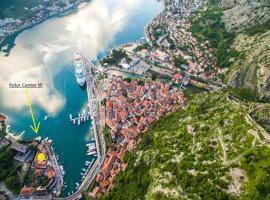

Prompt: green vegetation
[
  {"left": 147, "top": 69, "right": 171, "bottom": 81},
  {"left": 0, "top": 123, "right": 7, "bottom": 138},
  {"left": 166, "top": 36, "right": 176, "bottom": 50},
  {"left": 101, "top": 49, "right": 130, "bottom": 66},
  {"left": 190, "top": 1, "right": 239, "bottom": 68},
  {"left": 123, "top": 77, "right": 132, "bottom": 83},
  {"left": 134, "top": 43, "right": 149, "bottom": 52},
  {"left": 39, "top": 176, "right": 49, "bottom": 187},
  {"left": 245, "top": 21, "right": 270, "bottom": 36},
  {"left": 0, "top": 149, "right": 22, "bottom": 194},
  {"left": 227, "top": 88, "right": 260, "bottom": 102},
  {"left": 250, "top": 105, "right": 270, "bottom": 133},
  {"left": 100, "top": 91, "right": 270, "bottom": 199},
  {"left": 103, "top": 125, "right": 113, "bottom": 150},
  {"left": 152, "top": 24, "right": 166, "bottom": 40},
  {"left": 174, "top": 56, "right": 187, "bottom": 68},
  {"left": 241, "top": 147, "right": 270, "bottom": 199},
  {"left": 24, "top": 167, "right": 50, "bottom": 188}
]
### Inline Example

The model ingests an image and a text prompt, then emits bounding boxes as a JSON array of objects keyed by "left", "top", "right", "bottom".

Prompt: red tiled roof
[
  {"left": 99, "top": 179, "right": 110, "bottom": 188},
  {"left": 174, "top": 73, "right": 182, "bottom": 80},
  {"left": 102, "top": 153, "right": 116, "bottom": 172},
  {"left": 20, "top": 187, "right": 34, "bottom": 195},
  {"left": 47, "top": 166, "right": 55, "bottom": 179},
  {"left": 91, "top": 186, "right": 103, "bottom": 197},
  {"left": 0, "top": 113, "right": 7, "bottom": 123}
]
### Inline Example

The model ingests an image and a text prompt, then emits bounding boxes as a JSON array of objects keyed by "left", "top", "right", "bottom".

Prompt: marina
[
  {"left": 0, "top": 0, "right": 162, "bottom": 197},
  {"left": 69, "top": 110, "right": 91, "bottom": 125}
]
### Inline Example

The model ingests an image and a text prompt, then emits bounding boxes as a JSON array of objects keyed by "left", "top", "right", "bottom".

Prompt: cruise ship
[{"left": 73, "top": 52, "right": 86, "bottom": 87}]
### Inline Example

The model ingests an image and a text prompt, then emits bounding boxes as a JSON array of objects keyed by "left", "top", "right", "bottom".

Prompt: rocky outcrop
[
  {"left": 221, "top": 0, "right": 270, "bottom": 33},
  {"left": 227, "top": 30, "right": 270, "bottom": 100},
  {"left": 221, "top": 0, "right": 270, "bottom": 101}
]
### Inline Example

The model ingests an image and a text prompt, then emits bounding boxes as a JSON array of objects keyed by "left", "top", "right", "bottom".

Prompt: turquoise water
[{"left": 0, "top": 0, "right": 162, "bottom": 196}]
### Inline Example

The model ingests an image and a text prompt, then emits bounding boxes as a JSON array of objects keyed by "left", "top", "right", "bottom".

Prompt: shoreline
[
  {"left": 0, "top": 0, "right": 165, "bottom": 198},
  {"left": 0, "top": 0, "right": 90, "bottom": 48},
  {"left": 5, "top": 124, "right": 24, "bottom": 142}
]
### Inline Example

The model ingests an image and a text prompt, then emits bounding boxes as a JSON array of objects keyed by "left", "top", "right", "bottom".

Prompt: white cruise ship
[{"left": 73, "top": 52, "right": 86, "bottom": 87}]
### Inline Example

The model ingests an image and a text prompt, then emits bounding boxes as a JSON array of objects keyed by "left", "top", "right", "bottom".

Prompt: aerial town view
[{"left": 0, "top": 0, "right": 270, "bottom": 199}]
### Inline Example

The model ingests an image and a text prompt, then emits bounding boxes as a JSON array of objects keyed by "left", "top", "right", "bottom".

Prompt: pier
[
  {"left": 47, "top": 144, "right": 64, "bottom": 196},
  {"left": 69, "top": 111, "right": 91, "bottom": 125}
]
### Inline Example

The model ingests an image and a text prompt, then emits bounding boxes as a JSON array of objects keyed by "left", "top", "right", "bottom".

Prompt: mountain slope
[
  {"left": 221, "top": 0, "right": 270, "bottom": 33},
  {"left": 221, "top": 0, "right": 270, "bottom": 101},
  {"left": 100, "top": 92, "right": 270, "bottom": 200},
  {"left": 227, "top": 29, "right": 270, "bottom": 101}
]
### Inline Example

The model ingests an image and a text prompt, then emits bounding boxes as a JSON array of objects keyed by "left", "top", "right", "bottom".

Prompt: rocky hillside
[
  {"left": 221, "top": 0, "right": 270, "bottom": 101},
  {"left": 99, "top": 92, "right": 270, "bottom": 200},
  {"left": 227, "top": 29, "right": 270, "bottom": 101},
  {"left": 221, "top": 0, "right": 270, "bottom": 33}
]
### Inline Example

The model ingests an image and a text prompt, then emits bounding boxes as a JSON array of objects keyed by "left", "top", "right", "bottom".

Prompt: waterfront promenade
[
  {"left": 54, "top": 57, "right": 106, "bottom": 200},
  {"left": 47, "top": 144, "right": 64, "bottom": 196}
]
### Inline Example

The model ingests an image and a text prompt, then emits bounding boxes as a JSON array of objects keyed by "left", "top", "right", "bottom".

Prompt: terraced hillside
[{"left": 99, "top": 92, "right": 270, "bottom": 200}]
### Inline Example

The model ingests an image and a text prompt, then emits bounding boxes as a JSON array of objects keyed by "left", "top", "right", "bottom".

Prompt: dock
[
  {"left": 69, "top": 111, "right": 91, "bottom": 125},
  {"left": 55, "top": 55, "right": 106, "bottom": 200}
]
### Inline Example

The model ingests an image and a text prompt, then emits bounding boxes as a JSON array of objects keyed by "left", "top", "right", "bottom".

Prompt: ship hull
[{"left": 73, "top": 52, "right": 86, "bottom": 87}]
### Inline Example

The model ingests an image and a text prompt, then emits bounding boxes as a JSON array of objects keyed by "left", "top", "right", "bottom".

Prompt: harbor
[
  {"left": 0, "top": 0, "right": 162, "bottom": 197},
  {"left": 56, "top": 55, "right": 106, "bottom": 200},
  {"left": 69, "top": 111, "right": 91, "bottom": 125}
]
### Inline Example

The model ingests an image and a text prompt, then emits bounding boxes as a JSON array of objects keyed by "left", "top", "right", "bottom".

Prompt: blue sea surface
[{"left": 0, "top": 0, "right": 162, "bottom": 196}]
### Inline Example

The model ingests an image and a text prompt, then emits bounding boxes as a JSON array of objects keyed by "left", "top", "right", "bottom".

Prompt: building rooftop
[
  {"left": 0, "top": 138, "right": 10, "bottom": 149},
  {"left": 0, "top": 113, "right": 7, "bottom": 123},
  {"left": 20, "top": 187, "right": 34, "bottom": 196},
  {"left": 11, "top": 142, "right": 29, "bottom": 154}
]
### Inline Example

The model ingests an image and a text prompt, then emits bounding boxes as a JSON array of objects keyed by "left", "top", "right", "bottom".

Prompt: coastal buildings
[
  {"left": 0, "top": 113, "right": 7, "bottom": 124},
  {"left": 90, "top": 77, "right": 187, "bottom": 198},
  {"left": 0, "top": 138, "right": 10, "bottom": 149},
  {"left": 144, "top": 0, "right": 220, "bottom": 85},
  {"left": 19, "top": 138, "right": 63, "bottom": 198},
  {"left": 11, "top": 142, "right": 34, "bottom": 163},
  {"left": 0, "top": 114, "right": 7, "bottom": 138},
  {"left": 0, "top": 0, "right": 89, "bottom": 43}
]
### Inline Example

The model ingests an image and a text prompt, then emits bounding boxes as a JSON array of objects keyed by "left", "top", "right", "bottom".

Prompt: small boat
[
  {"left": 44, "top": 116, "right": 48, "bottom": 120},
  {"left": 82, "top": 168, "right": 86, "bottom": 172},
  {"left": 87, "top": 151, "right": 97, "bottom": 156},
  {"left": 86, "top": 143, "right": 96, "bottom": 147},
  {"left": 76, "top": 183, "right": 80, "bottom": 187}
]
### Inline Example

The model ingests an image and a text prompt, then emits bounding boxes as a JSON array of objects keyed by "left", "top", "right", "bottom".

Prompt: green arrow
[{"left": 25, "top": 90, "right": 40, "bottom": 134}]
